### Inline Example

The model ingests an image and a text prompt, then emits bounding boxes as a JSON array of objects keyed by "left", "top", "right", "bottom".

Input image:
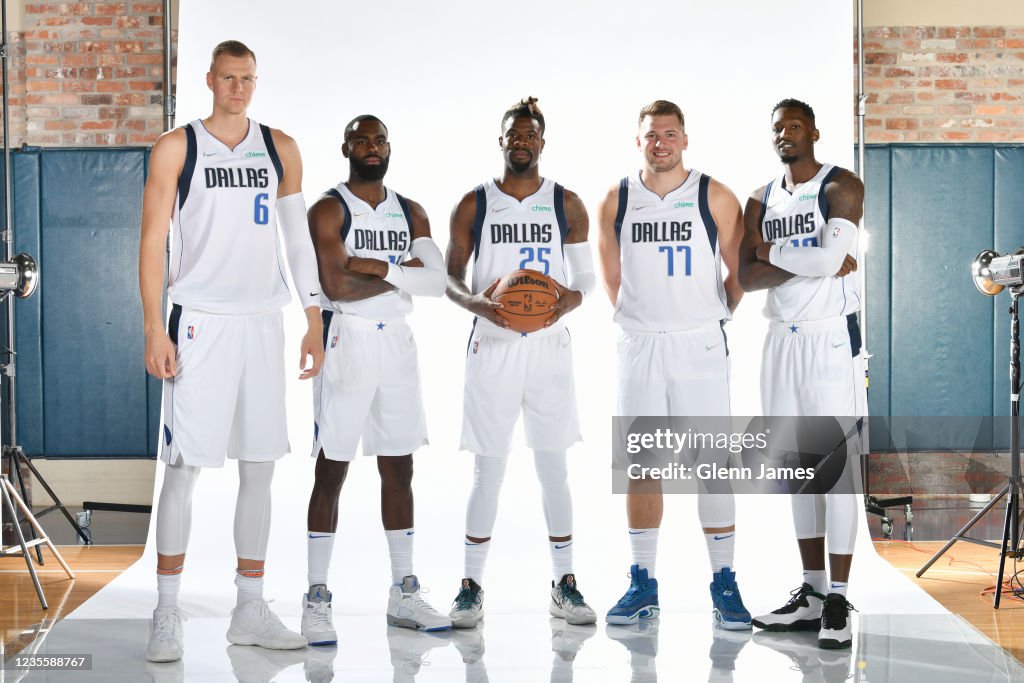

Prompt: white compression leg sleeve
[
  {"left": 825, "top": 493, "right": 858, "bottom": 556},
  {"left": 792, "top": 493, "right": 826, "bottom": 539},
  {"left": 234, "top": 460, "right": 275, "bottom": 561},
  {"left": 155, "top": 459, "right": 201, "bottom": 556},
  {"left": 533, "top": 450, "right": 573, "bottom": 537},
  {"left": 697, "top": 492, "right": 736, "bottom": 530},
  {"left": 465, "top": 454, "right": 509, "bottom": 539}
]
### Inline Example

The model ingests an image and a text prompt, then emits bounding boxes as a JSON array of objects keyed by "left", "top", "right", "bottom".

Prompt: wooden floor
[
  {"left": 875, "top": 539, "right": 1024, "bottom": 661},
  {"left": 3, "top": 541, "right": 1024, "bottom": 663},
  {"left": 0, "top": 545, "right": 143, "bottom": 657}
]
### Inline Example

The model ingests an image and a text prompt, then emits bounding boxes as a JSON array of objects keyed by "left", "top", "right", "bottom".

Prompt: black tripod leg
[
  {"left": 15, "top": 452, "right": 90, "bottom": 544},
  {"left": 995, "top": 485, "right": 1016, "bottom": 609},
  {"left": 917, "top": 484, "right": 1008, "bottom": 577}
]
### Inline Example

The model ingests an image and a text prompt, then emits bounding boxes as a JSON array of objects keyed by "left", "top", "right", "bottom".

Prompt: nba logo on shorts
[
  {"left": 330, "top": 335, "right": 339, "bottom": 349},
  {"left": 187, "top": 325, "right": 195, "bottom": 340},
  {"left": 473, "top": 340, "right": 479, "bottom": 354}
]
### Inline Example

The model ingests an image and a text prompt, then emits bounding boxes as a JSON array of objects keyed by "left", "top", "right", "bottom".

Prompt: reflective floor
[{"left": 5, "top": 611, "right": 1023, "bottom": 682}]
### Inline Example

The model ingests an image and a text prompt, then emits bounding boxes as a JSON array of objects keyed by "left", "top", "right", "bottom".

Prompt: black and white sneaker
[
  {"left": 817, "top": 593, "right": 856, "bottom": 650},
  {"left": 751, "top": 583, "right": 825, "bottom": 632}
]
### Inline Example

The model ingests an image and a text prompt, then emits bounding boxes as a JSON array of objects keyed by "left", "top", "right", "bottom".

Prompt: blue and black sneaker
[
  {"left": 710, "top": 567, "right": 752, "bottom": 630},
  {"left": 606, "top": 564, "right": 659, "bottom": 625}
]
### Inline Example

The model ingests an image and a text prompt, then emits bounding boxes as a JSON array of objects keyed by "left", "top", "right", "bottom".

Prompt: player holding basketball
[
  {"left": 140, "top": 40, "right": 323, "bottom": 661},
  {"left": 300, "top": 115, "right": 450, "bottom": 645},
  {"left": 739, "top": 98, "right": 864, "bottom": 650},
  {"left": 597, "top": 100, "right": 751, "bottom": 630},
  {"left": 445, "top": 97, "right": 598, "bottom": 627}
]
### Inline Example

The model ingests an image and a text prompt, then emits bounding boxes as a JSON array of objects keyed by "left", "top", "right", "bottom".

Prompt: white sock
[
  {"left": 464, "top": 538, "right": 490, "bottom": 585},
  {"left": 307, "top": 531, "right": 335, "bottom": 588},
  {"left": 704, "top": 531, "right": 735, "bottom": 573},
  {"left": 385, "top": 528, "right": 414, "bottom": 584},
  {"left": 803, "top": 569, "right": 828, "bottom": 594},
  {"left": 156, "top": 569, "right": 182, "bottom": 609},
  {"left": 629, "top": 528, "right": 659, "bottom": 578},
  {"left": 550, "top": 539, "right": 573, "bottom": 581},
  {"left": 235, "top": 571, "right": 264, "bottom": 608},
  {"left": 829, "top": 580, "right": 849, "bottom": 597}
]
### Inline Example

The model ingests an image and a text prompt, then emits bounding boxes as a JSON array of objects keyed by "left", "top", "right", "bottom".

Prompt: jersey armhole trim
[
  {"left": 613, "top": 177, "right": 628, "bottom": 245},
  {"left": 758, "top": 181, "right": 773, "bottom": 240},
  {"left": 471, "top": 185, "right": 486, "bottom": 260},
  {"left": 554, "top": 183, "right": 569, "bottom": 250},
  {"left": 325, "top": 188, "right": 352, "bottom": 242},
  {"left": 177, "top": 124, "right": 197, "bottom": 211},
  {"left": 396, "top": 193, "right": 414, "bottom": 233},
  {"left": 698, "top": 174, "right": 718, "bottom": 252},
  {"left": 818, "top": 166, "right": 841, "bottom": 221},
  {"left": 260, "top": 124, "right": 284, "bottom": 184}
]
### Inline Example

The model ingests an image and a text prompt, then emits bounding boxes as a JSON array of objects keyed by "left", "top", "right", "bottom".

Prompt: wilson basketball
[{"left": 492, "top": 269, "right": 559, "bottom": 333}]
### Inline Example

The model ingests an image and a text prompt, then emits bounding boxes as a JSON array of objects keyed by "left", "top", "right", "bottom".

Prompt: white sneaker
[
  {"left": 818, "top": 593, "right": 855, "bottom": 650},
  {"left": 301, "top": 585, "right": 337, "bottom": 646},
  {"left": 752, "top": 583, "right": 824, "bottom": 632},
  {"left": 450, "top": 578, "right": 484, "bottom": 629},
  {"left": 147, "top": 607, "right": 186, "bottom": 662},
  {"left": 227, "top": 599, "right": 307, "bottom": 650},
  {"left": 387, "top": 575, "right": 452, "bottom": 631},
  {"left": 549, "top": 574, "right": 597, "bottom": 626}
]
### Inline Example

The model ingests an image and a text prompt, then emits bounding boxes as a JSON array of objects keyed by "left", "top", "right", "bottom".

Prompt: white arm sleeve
[
  {"left": 277, "top": 192, "right": 320, "bottom": 309},
  {"left": 564, "top": 242, "right": 596, "bottom": 297},
  {"left": 768, "top": 217, "right": 857, "bottom": 277},
  {"left": 382, "top": 236, "right": 446, "bottom": 297}
]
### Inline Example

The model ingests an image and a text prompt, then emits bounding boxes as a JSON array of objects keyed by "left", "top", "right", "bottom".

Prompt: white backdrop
[{"left": 75, "top": 0, "right": 948, "bottom": 624}]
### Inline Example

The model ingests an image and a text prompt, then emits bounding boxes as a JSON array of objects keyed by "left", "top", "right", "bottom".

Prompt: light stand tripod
[{"left": 918, "top": 286, "right": 1024, "bottom": 608}]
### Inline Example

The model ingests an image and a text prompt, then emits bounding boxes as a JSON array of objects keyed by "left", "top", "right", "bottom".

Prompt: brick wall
[
  {"left": 1, "top": 1, "right": 174, "bottom": 148},
  {"left": 859, "top": 26, "right": 1024, "bottom": 143}
]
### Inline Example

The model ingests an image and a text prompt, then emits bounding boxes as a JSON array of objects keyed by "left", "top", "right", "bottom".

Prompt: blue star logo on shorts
[
  {"left": 377, "top": 322, "right": 386, "bottom": 331},
  {"left": 790, "top": 325, "right": 799, "bottom": 333}
]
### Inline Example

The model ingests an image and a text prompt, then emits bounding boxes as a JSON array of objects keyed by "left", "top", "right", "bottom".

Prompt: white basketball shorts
[
  {"left": 159, "top": 305, "right": 288, "bottom": 467},
  {"left": 761, "top": 314, "right": 867, "bottom": 418},
  {"left": 312, "top": 312, "right": 428, "bottom": 462},
  {"left": 460, "top": 325, "right": 581, "bottom": 457},
  {"left": 617, "top": 321, "right": 732, "bottom": 417}
]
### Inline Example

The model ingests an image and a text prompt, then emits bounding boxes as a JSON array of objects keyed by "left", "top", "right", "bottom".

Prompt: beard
[
  {"left": 507, "top": 151, "right": 533, "bottom": 174},
  {"left": 351, "top": 155, "right": 389, "bottom": 181},
  {"left": 780, "top": 153, "right": 798, "bottom": 164}
]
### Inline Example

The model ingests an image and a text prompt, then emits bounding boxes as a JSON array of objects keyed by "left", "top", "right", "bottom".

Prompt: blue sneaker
[
  {"left": 606, "top": 565, "right": 659, "bottom": 625},
  {"left": 710, "top": 567, "right": 752, "bottom": 630}
]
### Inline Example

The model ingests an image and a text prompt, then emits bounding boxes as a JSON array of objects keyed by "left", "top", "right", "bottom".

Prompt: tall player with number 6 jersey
[
  {"left": 739, "top": 98, "right": 865, "bottom": 651},
  {"left": 598, "top": 100, "right": 752, "bottom": 631},
  {"left": 445, "top": 97, "right": 598, "bottom": 628}
]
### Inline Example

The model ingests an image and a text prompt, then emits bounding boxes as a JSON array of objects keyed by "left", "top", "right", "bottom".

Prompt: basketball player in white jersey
[
  {"left": 139, "top": 40, "right": 324, "bottom": 662},
  {"left": 445, "top": 97, "right": 597, "bottom": 627},
  {"left": 739, "top": 99, "right": 864, "bottom": 650},
  {"left": 597, "top": 100, "right": 751, "bottom": 631},
  {"left": 300, "top": 115, "right": 450, "bottom": 645}
]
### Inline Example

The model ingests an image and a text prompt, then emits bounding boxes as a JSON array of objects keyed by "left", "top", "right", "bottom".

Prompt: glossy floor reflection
[{"left": 6, "top": 611, "right": 1022, "bottom": 682}]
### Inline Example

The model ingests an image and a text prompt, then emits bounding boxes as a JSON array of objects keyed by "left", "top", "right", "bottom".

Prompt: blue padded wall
[{"left": 39, "top": 149, "right": 150, "bottom": 456}]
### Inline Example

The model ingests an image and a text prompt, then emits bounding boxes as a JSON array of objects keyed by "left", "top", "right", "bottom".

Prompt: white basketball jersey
[
  {"left": 321, "top": 183, "right": 414, "bottom": 320},
  {"left": 470, "top": 178, "right": 569, "bottom": 336},
  {"left": 613, "top": 170, "right": 730, "bottom": 332},
  {"left": 760, "top": 163, "right": 860, "bottom": 322},
  {"left": 168, "top": 119, "right": 290, "bottom": 315}
]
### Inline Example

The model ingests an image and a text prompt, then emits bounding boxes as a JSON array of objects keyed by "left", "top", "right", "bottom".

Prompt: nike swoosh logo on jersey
[
  {"left": 832, "top": 342, "right": 846, "bottom": 348},
  {"left": 632, "top": 205, "right": 651, "bottom": 211},
  {"left": 706, "top": 343, "right": 721, "bottom": 351},
  {"left": 491, "top": 206, "right": 510, "bottom": 213},
  {"left": 353, "top": 212, "right": 368, "bottom": 217}
]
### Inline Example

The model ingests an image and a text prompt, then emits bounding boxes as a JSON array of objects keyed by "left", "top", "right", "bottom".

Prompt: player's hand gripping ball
[{"left": 492, "top": 269, "right": 559, "bottom": 333}]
